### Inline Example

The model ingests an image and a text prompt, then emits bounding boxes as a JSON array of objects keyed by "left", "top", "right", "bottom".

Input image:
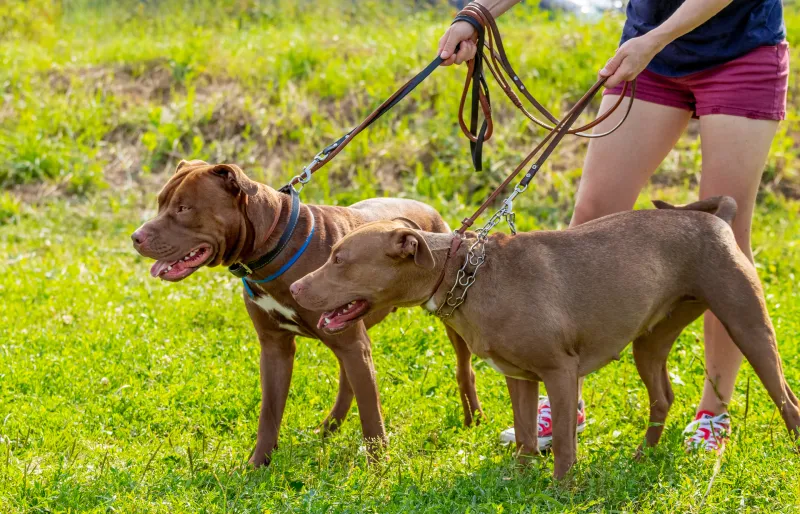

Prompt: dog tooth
[
  {"left": 324, "top": 317, "right": 331, "bottom": 324},
  {"left": 167, "top": 265, "right": 172, "bottom": 271}
]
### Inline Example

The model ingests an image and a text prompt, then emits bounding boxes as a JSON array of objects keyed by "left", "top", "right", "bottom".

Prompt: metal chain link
[{"left": 435, "top": 182, "right": 529, "bottom": 319}]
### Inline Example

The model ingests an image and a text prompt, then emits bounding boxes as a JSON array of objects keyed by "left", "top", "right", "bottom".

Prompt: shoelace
[{"left": 684, "top": 413, "right": 731, "bottom": 450}]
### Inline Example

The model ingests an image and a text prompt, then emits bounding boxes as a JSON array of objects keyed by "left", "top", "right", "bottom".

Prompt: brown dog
[
  {"left": 290, "top": 196, "right": 800, "bottom": 478},
  {"left": 131, "top": 160, "right": 483, "bottom": 467}
]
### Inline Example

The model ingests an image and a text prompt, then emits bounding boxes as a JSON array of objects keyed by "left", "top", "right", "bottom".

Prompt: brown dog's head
[
  {"left": 131, "top": 160, "right": 273, "bottom": 282},
  {"left": 290, "top": 220, "right": 438, "bottom": 333}
]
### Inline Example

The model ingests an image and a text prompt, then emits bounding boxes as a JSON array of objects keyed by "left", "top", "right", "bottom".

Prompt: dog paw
[
  {"left": 248, "top": 454, "right": 272, "bottom": 468},
  {"left": 316, "top": 418, "right": 344, "bottom": 437}
]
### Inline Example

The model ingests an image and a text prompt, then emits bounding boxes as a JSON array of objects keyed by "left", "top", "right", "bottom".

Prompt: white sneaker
[
  {"left": 684, "top": 410, "right": 731, "bottom": 453},
  {"left": 500, "top": 397, "right": 586, "bottom": 450}
]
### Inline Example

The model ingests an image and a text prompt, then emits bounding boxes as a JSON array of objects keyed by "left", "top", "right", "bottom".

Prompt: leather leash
[
  {"left": 455, "top": 3, "right": 634, "bottom": 140},
  {"left": 284, "top": 2, "right": 634, "bottom": 196},
  {"left": 429, "top": 77, "right": 616, "bottom": 311},
  {"left": 283, "top": 45, "right": 492, "bottom": 191},
  {"left": 427, "top": 3, "right": 637, "bottom": 315}
]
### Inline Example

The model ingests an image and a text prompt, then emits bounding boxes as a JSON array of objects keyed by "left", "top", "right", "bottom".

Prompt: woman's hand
[
  {"left": 599, "top": 33, "right": 666, "bottom": 87},
  {"left": 438, "top": 20, "right": 478, "bottom": 66}
]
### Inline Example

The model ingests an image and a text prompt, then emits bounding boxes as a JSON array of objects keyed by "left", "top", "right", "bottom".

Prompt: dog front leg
[
  {"left": 250, "top": 333, "right": 296, "bottom": 467},
  {"left": 506, "top": 377, "right": 539, "bottom": 458},
  {"left": 541, "top": 366, "right": 579, "bottom": 479},
  {"left": 445, "top": 326, "right": 484, "bottom": 426},
  {"left": 325, "top": 323, "right": 387, "bottom": 460},
  {"left": 319, "top": 361, "right": 354, "bottom": 435}
]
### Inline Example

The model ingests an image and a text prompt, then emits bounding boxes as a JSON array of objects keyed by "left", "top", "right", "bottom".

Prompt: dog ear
[
  {"left": 390, "top": 228, "right": 435, "bottom": 270},
  {"left": 392, "top": 217, "right": 423, "bottom": 230},
  {"left": 175, "top": 159, "right": 209, "bottom": 173},
  {"left": 210, "top": 164, "right": 259, "bottom": 196}
]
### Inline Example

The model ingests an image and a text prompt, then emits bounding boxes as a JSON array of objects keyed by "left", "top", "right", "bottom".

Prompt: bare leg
[
  {"left": 571, "top": 96, "right": 692, "bottom": 400},
  {"left": 506, "top": 377, "right": 539, "bottom": 457},
  {"left": 697, "top": 115, "right": 779, "bottom": 414},
  {"left": 571, "top": 96, "right": 692, "bottom": 226},
  {"left": 445, "top": 326, "right": 484, "bottom": 426}
]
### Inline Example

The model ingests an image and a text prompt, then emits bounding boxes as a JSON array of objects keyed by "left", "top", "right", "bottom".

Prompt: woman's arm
[
  {"left": 601, "top": 0, "right": 733, "bottom": 87},
  {"left": 438, "top": 0, "right": 523, "bottom": 66}
]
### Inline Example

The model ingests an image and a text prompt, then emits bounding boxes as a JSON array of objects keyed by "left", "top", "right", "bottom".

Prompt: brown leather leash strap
[
  {"left": 455, "top": 2, "right": 635, "bottom": 139},
  {"left": 282, "top": 40, "right": 492, "bottom": 192},
  {"left": 457, "top": 75, "right": 610, "bottom": 235},
  {"left": 452, "top": 3, "right": 636, "bottom": 235},
  {"left": 429, "top": 77, "right": 617, "bottom": 313}
]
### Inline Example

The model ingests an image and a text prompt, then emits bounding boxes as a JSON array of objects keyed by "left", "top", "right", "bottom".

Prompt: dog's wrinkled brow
[{"left": 157, "top": 169, "right": 195, "bottom": 208}]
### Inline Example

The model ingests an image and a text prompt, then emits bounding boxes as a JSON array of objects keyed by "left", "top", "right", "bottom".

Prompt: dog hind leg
[
  {"left": 702, "top": 259, "right": 800, "bottom": 439},
  {"left": 632, "top": 301, "right": 707, "bottom": 454}
]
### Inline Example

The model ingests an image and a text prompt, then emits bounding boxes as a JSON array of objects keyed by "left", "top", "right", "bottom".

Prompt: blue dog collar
[{"left": 242, "top": 211, "right": 315, "bottom": 298}]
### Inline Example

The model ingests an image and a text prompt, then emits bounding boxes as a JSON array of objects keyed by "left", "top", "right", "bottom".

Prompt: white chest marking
[
  {"left": 252, "top": 294, "right": 298, "bottom": 321},
  {"left": 424, "top": 297, "right": 438, "bottom": 313},
  {"left": 278, "top": 323, "right": 305, "bottom": 335}
]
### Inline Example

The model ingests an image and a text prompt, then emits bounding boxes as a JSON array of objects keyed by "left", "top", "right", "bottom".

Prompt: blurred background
[{"left": 2, "top": 0, "right": 797, "bottom": 224}]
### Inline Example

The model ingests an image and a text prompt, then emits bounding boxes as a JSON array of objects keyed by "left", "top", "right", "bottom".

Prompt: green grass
[
  {"left": 2, "top": 0, "right": 800, "bottom": 512},
  {"left": 1, "top": 186, "right": 800, "bottom": 513}
]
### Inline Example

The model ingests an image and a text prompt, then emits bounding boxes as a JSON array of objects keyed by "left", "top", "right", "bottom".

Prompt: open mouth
[
  {"left": 150, "top": 245, "right": 212, "bottom": 282},
  {"left": 317, "top": 299, "right": 370, "bottom": 332}
]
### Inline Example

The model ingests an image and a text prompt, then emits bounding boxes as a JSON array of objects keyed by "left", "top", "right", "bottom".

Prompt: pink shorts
[{"left": 605, "top": 41, "right": 789, "bottom": 120}]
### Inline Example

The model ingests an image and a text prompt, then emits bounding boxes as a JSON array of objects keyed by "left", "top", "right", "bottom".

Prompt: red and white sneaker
[
  {"left": 683, "top": 410, "right": 731, "bottom": 453},
  {"left": 500, "top": 397, "right": 586, "bottom": 450}
]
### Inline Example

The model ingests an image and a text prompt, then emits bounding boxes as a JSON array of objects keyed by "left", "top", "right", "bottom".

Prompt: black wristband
[{"left": 452, "top": 14, "right": 483, "bottom": 33}]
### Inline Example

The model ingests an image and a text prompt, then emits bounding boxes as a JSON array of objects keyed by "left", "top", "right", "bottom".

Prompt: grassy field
[{"left": 2, "top": 0, "right": 800, "bottom": 512}]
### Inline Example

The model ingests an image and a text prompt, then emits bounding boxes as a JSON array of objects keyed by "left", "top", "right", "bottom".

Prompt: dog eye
[
  {"left": 176, "top": 205, "right": 190, "bottom": 213},
  {"left": 334, "top": 256, "right": 343, "bottom": 264}
]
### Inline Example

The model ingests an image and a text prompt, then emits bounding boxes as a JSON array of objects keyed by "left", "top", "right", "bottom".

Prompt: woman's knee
[{"left": 570, "top": 193, "right": 631, "bottom": 227}]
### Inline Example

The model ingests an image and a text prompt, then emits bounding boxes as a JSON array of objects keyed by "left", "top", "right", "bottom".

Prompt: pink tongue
[{"left": 150, "top": 260, "right": 172, "bottom": 277}]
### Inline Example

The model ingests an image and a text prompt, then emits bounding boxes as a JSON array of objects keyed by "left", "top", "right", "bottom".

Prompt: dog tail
[{"left": 652, "top": 196, "right": 737, "bottom": 226}]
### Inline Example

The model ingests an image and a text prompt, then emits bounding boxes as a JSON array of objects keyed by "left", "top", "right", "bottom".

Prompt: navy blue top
[{"left": 621, "top": 0, "right": 785, "bottom": 77}]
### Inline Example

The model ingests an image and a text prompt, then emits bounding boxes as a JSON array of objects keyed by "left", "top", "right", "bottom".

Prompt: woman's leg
[
  {"left": 570, "top": 96, "right": 691, "bottom": 404},
  {"left": 571, "top": 96, "right": 692, "bottom": 226},
  {"left": 696, "top": 114, "right": 779, "bottom": 414}
]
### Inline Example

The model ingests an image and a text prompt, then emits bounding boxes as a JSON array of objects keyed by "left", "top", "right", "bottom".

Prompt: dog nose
[
  {"left": 289, "top": 281, "right": 304, "bottom": 298},
  {"left": 131, "top": 229, "right": 147, "bottom": 246}
]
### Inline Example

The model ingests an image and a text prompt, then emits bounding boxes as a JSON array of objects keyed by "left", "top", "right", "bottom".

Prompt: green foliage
[{"left": 3, "top": 0, "right": 797, "bottom": 199}]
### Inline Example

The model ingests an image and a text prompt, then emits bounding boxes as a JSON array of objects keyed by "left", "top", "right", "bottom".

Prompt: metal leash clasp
[
  {"left": 289, "top": 154, "right": 322, "bottom": 193},
  {"left": 288, "top": 133, "right": 350, "bottom": 193},
  {"left": 502, "top": 183, "right": 526, "bottom": 235}
]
